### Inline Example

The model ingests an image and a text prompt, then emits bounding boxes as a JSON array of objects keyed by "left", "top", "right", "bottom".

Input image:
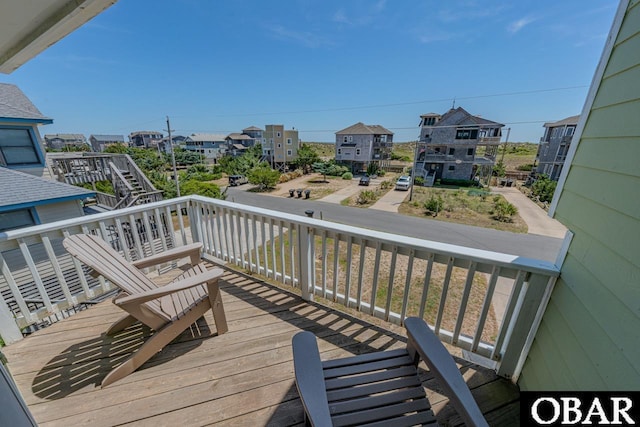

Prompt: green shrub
[
  {"left": 439, "top": 178, "right": 480, "bottom": 187},
  {"left": 414, "top": 176, "right": 425, "bottom": 186},
  {"left": 516, "top": 163, "right": 534, "bottom": 171},
  {"left": 492, "top": 199, "right": 518, "bottom": 222},
  {"left": 424, "top": 194, "right": 444, "bottom": 216},
  {"left": 531, "top": 174, "right": 557, "bottom": 203},
  {"left": 380, "top": 180, "right": 393, "bottom": 190},
  {"left": 180, "top": 180, "right": 222, "bottom": 199},
  {"left": 378, "top": 169, "right": 386, "bottom": 176},
  {"left": 248, "top": 165, "right": 281, "bottom": 190},
  {"left": 342, "top": 172, "right": 353, "bottom": 180},
  {"left": 357, "top": 190, "right": 377, "bottom": 205}
]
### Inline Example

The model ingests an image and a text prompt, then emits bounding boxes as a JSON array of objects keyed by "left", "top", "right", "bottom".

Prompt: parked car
[
  {"left": 395, "top": 175, "right": 411, "bottom": 191},
  {"left": 359, "top": 176, "right": 370, "bottom": 186},
  {"left": 228, "top": 174, "right": 248, "bottom": 186}
]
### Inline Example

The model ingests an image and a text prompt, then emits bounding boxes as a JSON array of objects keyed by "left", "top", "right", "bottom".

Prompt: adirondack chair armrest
[
  {"left": 292, "top": 331, "right": 332, "bottom": 427},
  {"left": 115, "top": 267, "right": 223, "bottom": 306},
  {"left": 131, "top": 243, "right": 203, "bottom": 269},
  {"left": 404, "top": 317, "right": 488, "bottom": 427}
]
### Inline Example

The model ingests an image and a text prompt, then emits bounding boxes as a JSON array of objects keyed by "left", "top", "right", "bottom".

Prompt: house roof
[
  {"left": 433, "top": 107, "right": 504, "bottom": 128},
  {"left": 0, "top": 83, "right": 52, "bottom": 123},
  {"left": 129, "top": 131, "right": 163, "bottom": 137},
  {"left": 90, "top": 134, "right": 125, "bottom": 142},
  {"left": 232, "top": 144, "right": 247, "bottom": 150},
  {"left": 242, "top": 126, "right": 263, "bottom": 132},
  {"left": 336, "top": 122, "right": 394, "bottom": 135},
  {"left": 44, "top": 133, "right": 86, "bottom": 141},
  {"left": 0, "top": 0, "right": 117, "bottom": 74},
  {"left": 226, "top": 133, "right": 252, "bottom": 140},
  {"left": 187, "top": 133, "right": 227, "bottom": 142},
  {"left": 543, "top": 115, "right": 580, "bottom": 128},
  {"left": 0, "top": 168, "right": 94, "bottom": 210}
]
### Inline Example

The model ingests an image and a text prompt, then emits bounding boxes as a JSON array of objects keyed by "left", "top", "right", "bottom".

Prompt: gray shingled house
[
  {"left": 89, "top": 134, "right": 125, "bottom": 152},
  {"left": 534, "top": 115, "right": 579, "bottom": 181},
  {"left": 415, "top": 107, "right": 504, "bottom": 185},
  {"left": 335, "top": 122, "right": 393, "bottom": 174}
]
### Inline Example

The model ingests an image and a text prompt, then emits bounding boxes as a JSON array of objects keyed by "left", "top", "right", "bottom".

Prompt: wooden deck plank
[{"left": 3, "top": 264, "right": 520, "bottom": 426}]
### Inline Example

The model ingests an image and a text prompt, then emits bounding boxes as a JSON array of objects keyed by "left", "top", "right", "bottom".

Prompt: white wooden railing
[{"left": 0, "top": 195, "right": 559, "bottom": 380}]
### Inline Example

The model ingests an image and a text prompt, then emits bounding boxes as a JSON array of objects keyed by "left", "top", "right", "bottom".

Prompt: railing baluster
[
  {"left": 369, "top": 241, "right": 382, "bottom": 315},
  {"left": 260, "top": 216, "right": 268, "bottom": 277},
  {"left": 332, "top": 234, "right": 340, "bottom": 301},
  {"left": 114, "top": 217, "right": 133, "bottom": 262},
  {"left": 453, "top": 261, "right": 477, "bottom": 344},
  {"left": 472, "top": 265, "right": 500, "bottom": 352},
  {"left": 141, "top": 211, "right": 157, "bottom": 256},
  {"left": 41, "top": 235, "right": 75, "bottom": 306},
  {"left": 244, "top": 214, "right": 253, "bottom": 271},
  {"left": 163, "top": 205, "right": 177, "bottom": 249},
  {"left": 270, "top": 219, "right": 277, "bottom": 280},
  {"left": 176, "top": 203, "right": 187, "bottom": 246},
  {"left": 356, "top": 238, "right": 367, "bottom": 311},
  {"left": 435, "top": 257, "right": 455, "bottom": 334},
  {"left": 344, "top": 236, "right": 353, "bottom": 307},
  {"left": 127, "top": 213, "right": 145, "bottom": 260},
  {"left": 235, "top": 211, "right": 246, "bottom": 268},
  {"left": 0, "top": 252, "right": 33, "bottom": 324},
  {"left": 17, "top": 239, "right": 53, "bottom": 312},
  {"left": 321, "top": 230, "right": 328, "bottom": 298},
  {"left": 85, "top": 225, "right": 109, "bottom": 292},
  {"left": 153, "top": 208, "right": 169, "bottom": 252},
  {"left": 279, "top": 221, "right": 286, "bottom": 284},
  {"left": 400, "top": 249, "right": 415, "bottom": 322},
  {"left": 211, "top": 206, "right": 223, "bottom": 259},
  {"left": 384, "top": 245, "right": 398, "bottom": 321},
  {"left": 288, "top": 222, "right": 296, "bottom": 286},
  {"left": 418, "top": 253, "right": 435, "bottom": 319}
]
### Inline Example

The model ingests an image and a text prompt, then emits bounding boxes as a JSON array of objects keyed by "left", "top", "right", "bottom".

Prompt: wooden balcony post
[
  {"left": 496, "top": 273, "right": 555, "bottom": 379},
  {"left": 298, "top": 224, "right": 314, "bottom": 301}
]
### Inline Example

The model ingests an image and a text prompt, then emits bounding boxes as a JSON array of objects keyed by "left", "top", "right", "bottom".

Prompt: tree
[
  {"left": 104, "top": 143, "right": 129, "bottom": 154},
  {"left": 180, "top": 180, "right": 222, "bottom": 198},
  {"left": 312, "top": 161, "right": 330, "bottom": 182},
  {"left": 492, "top": 199, "right": 518, "bottom": 222},
  {"left": 248, "top": 164, "right": 280, "bottom": 190},
  {"left": 531, "top": 174, "right": 557, "bottom": 203},
  {"left": 293, "top": 144, "right": 320, "bottom": 173},
  {"left": 493, "top": 160, "right": 506, "bottom": 178},
  {"left": 366, "top": 162, "right": 380, "bottom": 176}
]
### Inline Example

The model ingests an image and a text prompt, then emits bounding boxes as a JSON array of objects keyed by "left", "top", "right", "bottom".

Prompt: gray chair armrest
[
  {"left": 405, "top": 317, "right": 488, "bottom": 427},
  {"left": 292, "top": 331, "right": 332, "bottom": 427},
  {"left": 131, "top": 242, "right": 203, "bottom": 269}
]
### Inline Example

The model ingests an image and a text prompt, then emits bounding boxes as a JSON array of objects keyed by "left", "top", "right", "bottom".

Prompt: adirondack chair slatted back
[{"left": 63, "top": 234, "right": 167, "bottom": 320}]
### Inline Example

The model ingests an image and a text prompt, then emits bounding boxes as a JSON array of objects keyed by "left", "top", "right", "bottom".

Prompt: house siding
[{"left": 518, "top": 0, "right": 640, "bottom": 390}]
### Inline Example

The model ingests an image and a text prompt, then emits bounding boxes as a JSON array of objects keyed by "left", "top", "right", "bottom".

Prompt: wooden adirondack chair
[
  {"left": 292, "top": 317, "right": 488, "bottom": 427},
  {"left": 63, "top": 234, "right": 228, "bottom": 387}
]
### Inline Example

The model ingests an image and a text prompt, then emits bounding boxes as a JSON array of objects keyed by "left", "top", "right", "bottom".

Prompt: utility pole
[
  {"left": 500, "top": 127, "right": 511, "bottom": 164},
  {"left": 165, "top": 116, "right": 180, "bottom": 197},
  {"left": 409, "top": 140, "right": 420, "bottom": 201}
]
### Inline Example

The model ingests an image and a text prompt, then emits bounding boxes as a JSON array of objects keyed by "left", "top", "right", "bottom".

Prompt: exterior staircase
[{"left": 48, "top": 153, "right": 163, "bottom": 210}]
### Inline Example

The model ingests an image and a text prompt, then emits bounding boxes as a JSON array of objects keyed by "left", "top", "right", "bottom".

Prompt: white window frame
[
  {"left": 348, "top": 136, "right": 353, "bottom": 142},
  {"left": 287, "top": 149, "right": 292, "bottom": 156},
  {"left": 343, "top": 136, "right": 348, "bottom": 143},
  {"left": 287, "top": 138, "right": 292, "bottom": 145},
  {"left": 356, "top": 148, "right": 361, "bottom": 156}
]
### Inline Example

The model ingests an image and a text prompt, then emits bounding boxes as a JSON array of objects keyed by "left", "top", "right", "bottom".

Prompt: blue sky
[{"left": 2, "top": 0, "right": 618, "bottom": 143}]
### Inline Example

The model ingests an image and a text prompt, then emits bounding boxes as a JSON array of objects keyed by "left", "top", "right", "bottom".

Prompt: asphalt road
[{"left": 226, "top": 188, "right": 564, "bottom": 263}]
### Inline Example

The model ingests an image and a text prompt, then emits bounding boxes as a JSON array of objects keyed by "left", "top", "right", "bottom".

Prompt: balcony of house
[{"left": 0, "top": 196, "right": 559, "bottom": 425}]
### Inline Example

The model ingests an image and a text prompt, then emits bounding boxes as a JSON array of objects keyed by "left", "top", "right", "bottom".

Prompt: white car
[{"left": 395, "top": 175, "right": 411, "bottom": 191}]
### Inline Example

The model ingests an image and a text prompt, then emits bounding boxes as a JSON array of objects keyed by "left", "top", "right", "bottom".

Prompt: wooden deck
[{"left": 3, "top": 263, "right": 520, "bottom": 426}]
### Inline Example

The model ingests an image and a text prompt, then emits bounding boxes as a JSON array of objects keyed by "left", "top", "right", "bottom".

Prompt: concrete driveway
[{"left": 369, "top": 188, "right": 409, "bottom": 212}]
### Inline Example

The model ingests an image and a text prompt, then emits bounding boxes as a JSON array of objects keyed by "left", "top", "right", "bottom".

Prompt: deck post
[
  {"left": 496, "top": 273, "right": 553, "bottom": 379},
  {"left": 298, "top": 224, "right": 314, "bottom": 302}
]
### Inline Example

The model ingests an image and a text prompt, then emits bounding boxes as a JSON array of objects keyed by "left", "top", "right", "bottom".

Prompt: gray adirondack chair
[
  {"left": 63, "top": 233, "right": 227, "bottom": 387},
  {"left": 292, "top": 317, "right": 488, "bottom": 427}
]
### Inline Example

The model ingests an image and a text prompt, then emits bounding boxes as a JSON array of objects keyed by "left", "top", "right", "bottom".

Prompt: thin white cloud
[
  {"left": 333, "top": 9, "right": 351, "bottom": 25},
  {"left": 507, "top": 16, "right": 536, "bottom": 34},
  {"left": 267, "top": 25, "right": 333, "bottom": 48}
]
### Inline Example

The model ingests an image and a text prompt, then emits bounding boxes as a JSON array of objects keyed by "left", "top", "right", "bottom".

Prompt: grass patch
[{"left": 399, "top": 187, "right": 527, "bottom": 233}]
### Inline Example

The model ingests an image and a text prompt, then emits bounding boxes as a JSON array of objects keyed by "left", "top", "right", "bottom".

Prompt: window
[
  {"left": 565, "top": 127, "right": 575, "bottom": 136},
  {"left": 287, "top": 149, "right": 292, "bottom": 156},
  {"left": 455, "top": 129, "right": 479, "bottom": 140},
  {"left": 467, "top": 148, "right": 474, "bottom": 156},
  {"left": 337, "top": 148, "right": 342, "bottom": 155},
  {"left": 277, "top": 143, "right": 281, "bottom": 148},
  {"left": 448, "top": 147, "right": 455, "bottom": 155},
  {"left": 423, "top": 117, "right": 436, "bottom": 126},
  {"left": 287, "top": 138, "right": 292, "bottom": 144},
  {"left": 343, "top": 136, "right": 348, "bottom": 143},
  {"left": 448, "top": 165, "right": 455, "bottom": 171},
  {"left": 0, "top": 128, "right": 41, "bottom": 165},
  {"left": 356, "top": 148, "right": 361, "bottom": 156},
  {"left": 348, "top": 136, "right": 353, "bottom": 142},
  {"left": 277, "top": 132, "right": 281, "bottom": 137},
  {"left": 0, "top": 209, "right": 37, "bottom": 232}
]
